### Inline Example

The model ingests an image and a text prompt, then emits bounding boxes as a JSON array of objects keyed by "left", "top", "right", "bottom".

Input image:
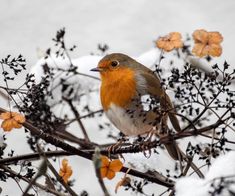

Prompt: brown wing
[{"left": 135, "top": 65, "right": 181, "bottom": 132}]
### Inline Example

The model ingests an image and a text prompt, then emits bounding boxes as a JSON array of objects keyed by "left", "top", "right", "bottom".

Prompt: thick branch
[
  {"left": 0, "top": 107, "right": 226, "bottom": 188},
  {"left": 0, "top": 150, "right": 71, "bottom": 165},
  {"left": 14, "top": 114, "right": 174, "bottom": 188}
]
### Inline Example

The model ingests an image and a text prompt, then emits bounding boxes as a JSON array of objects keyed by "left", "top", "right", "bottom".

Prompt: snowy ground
[{"left": 1, "top": 0, "right": 235, "bottom": 195}]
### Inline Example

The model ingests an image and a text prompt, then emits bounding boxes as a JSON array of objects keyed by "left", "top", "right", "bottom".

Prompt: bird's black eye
[{"left": 110, "top": 60, "right": 119, "bottom": 67}]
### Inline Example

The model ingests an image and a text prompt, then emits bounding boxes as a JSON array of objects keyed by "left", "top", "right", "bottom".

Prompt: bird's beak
[{"left": 90, "top": 67, "right": 103, "bottom": 72}]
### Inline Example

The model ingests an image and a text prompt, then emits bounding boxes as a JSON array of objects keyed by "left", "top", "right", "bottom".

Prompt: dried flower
[
  {"left": 115, "top": 176, "right": 131, "bottom": 193},
  {"left": 100, "top": 156, "right": 123, "bottom": 180},
  {"left": 0, "top": 112, "right": 25, "bottom": 132},
  {"left": 192, "top": 29, "right": 223, "bottom": 57},
  {"left": 156, "top": 32, "right": 183, "bottom": 52},
  {"left": 59, "top": 158, "right": 73, "bottom": 183}
]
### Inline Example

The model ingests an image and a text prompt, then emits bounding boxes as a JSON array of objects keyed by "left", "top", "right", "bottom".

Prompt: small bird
[{"left": 91, "top": 53, "right": 181, "bottom": 160}]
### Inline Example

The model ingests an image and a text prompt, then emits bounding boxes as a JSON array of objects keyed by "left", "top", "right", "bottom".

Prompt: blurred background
[
  {"left": 1, "top": 0, "right": 235, "bottom": 195},
  {"left": 1, "top": 0, "right": 235, "bottom": 67}
]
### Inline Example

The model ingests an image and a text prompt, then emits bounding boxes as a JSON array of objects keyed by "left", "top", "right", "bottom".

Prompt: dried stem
[
  {"left": 47, "top": 159, "right": 78, "bottom": 196},
  {"left": 63, "top": 97, "right": 90, "bottom": 142},
  {"left": 0, "top": 165, "right": 67, "bottom": 196},
  {"left": 0, "top": 150, "right": 71, "bottom": 165},
  {"left": 0, "top": 106, "right": 232, "bottom": 190}
]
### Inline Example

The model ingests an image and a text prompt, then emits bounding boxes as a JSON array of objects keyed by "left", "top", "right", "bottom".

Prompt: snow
[
  {"left": 124, "top": 150, "right": 176, "bottom": 173},
  {"left": 175, "top": 151, "right": 235, "bottom": 196}
]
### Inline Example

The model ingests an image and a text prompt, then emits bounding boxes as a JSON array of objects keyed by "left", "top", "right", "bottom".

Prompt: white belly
[{"left": 105, "top": 103, "right": 153, "bottom": 136}]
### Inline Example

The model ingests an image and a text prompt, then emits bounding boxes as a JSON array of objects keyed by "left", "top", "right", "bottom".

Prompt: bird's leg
[
  {"left": 145, "top": 128, "right": 155, "bottom": 142},
  {"left": 107, "top": 140, "right": 123, "bottom": 153},
  {"left": 141, "top": 128, "right": 157, "bottom": 158},
  {"left": 107, "top": 136, "right": 127, "bottom": 158}
]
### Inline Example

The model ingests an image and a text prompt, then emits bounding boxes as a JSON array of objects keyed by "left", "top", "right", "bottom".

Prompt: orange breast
[{"left": 100, "top": 67, "right": 136, "bottom": 111}]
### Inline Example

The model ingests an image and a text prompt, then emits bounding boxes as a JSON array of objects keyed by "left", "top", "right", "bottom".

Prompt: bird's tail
[
  {"left": 160, "top": 93, "right": 181, "bottom": 132},
  {"left": 157, "top": 116, "right": 181, "bottom": 160},
  {"left": 164, "top": 142, "right": 181, "bottom": 160},
  {"left": 158, "top": 92, "right": 182, "bottom": 160}
]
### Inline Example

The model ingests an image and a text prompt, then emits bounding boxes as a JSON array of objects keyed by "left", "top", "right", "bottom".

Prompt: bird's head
[{"left": 90, "top": 53, "right": 138, "bottom": 80}]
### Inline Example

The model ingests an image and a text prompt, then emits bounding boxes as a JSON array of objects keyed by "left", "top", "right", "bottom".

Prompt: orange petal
[
  {"left": 192, "top": 43, "right": 206, "bottom": 57},
  {"left": 172, "top": 40, "right": 183, "bottom": 48},
  {"left": 0, "top": 112, "right": 11, "bottom": 120},
  {"left": 193, "top": 29, "right": 208, "bottom": 43},
  {"left": 156, "top": 39, "right": 166, "bottom": 49},
  {"left": 10, "top": 112, "right": 19, "bottom": 118},
  {"left": 101, "top": 156, "right": 110, "bottom": 167},
  {"left": 202, "top": 45, "right": 211, "bottom": 57},
  {"left": 62, "top": 159, "right": 68, "bottom": 168},
  {"left": 59, "top": 169, "right": 65, "bottom": 177},
  {"left": 63, "top": 168, "right": 72, "bottom": 181},
  {"left": 11, "top": 112, "right": 18, "bottom": 116},
  {"left": 208, "top": 44, "right": 222, "bottom": 57},
  {"left": 109, "top": 159, "right": 123, "bottom": 172},
  {"left": 13, "top": 113, "right": 25, "bottom": 123},
  {"left": 163, "top": 42, "right": 175, "bottom": 52},
  {"left": 208, "top": 32, "right": 223, "bottom": 44},
  {"left": 106, "top": 170, "right": 115, "bottom": 180},
  {"left": 12, "top": 120, "right": 22, "bottom": 129},
  {"left": 100, "top": 167, "right": 108, "bottom": 178},
  {"left": 62, "top": 175, "right": 69, "bottom": 183},
  {"left": 66, "top": 166, "right": 73, "bottom": 176},
  {"left": 169, "top": 32, "right": 182, "bottom": 41},
  {"left": 59, "top": 159, "right": 72, "bottom": 183},
  {"left": 1, "top": 119, "right": 13, "bottom": 132}
]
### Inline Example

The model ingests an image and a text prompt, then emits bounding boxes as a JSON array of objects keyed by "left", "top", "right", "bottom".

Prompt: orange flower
[
  {"left": 59, "top": 158, "right": 73, "bottom": 183},
  {"left": 0, "top": 112, "right": 25, "bottom": 132},
  {"left": 100, "top": 156, "right": 123, "bottom": 180},
  {"left": 192, "top": 29, "right": 223, "bottom": 57},
  {"left": 156, "top": 32, "right": 183, "bottom": 52}
]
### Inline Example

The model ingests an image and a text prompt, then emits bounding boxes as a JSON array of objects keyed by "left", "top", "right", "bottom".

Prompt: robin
[{"left": 91, "top": 53, "right": 181, "bottom": 160}]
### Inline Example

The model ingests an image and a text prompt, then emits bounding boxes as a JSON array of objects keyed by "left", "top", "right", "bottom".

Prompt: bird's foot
[
  {"left": 140, "top": 131, "right": 155, "bottom": 158},
  {"left": 141, "top": 141, "right": 152, "bottom": 158},
  {"left": 107, "top": 139, "right": 125, "bottom": 158}
]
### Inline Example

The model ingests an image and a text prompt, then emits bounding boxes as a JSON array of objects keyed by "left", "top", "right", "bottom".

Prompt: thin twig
[
  {"left": 0, "top": 165, "right": 67, "bottom": 196},
  {"left": 47, "top": 159, "right": 78, "bottom": 196},
  {"left": 36, "top": 144, "right": 78, "bottom": 196},
  {"left": 66, "top": 109, "right": 103, "bottom": 125},
  {"left": 199, "top": 133, "right": 235, "bottom": 144},
  {"left": 23, "top": 158, "right": 47, "bottom": 196},
  {"left": 182, "top": 156, "right": 193, "bottom": 176},
  {"left": 93, "top": 148, "right": 110, "bottom": 196},
  {"left": 0, "top": 88, "right": 11, "bottom": 100},
  {"left": 63, "top": 97, "right": 90, "bottom": 142},
  {"left": 180, "top": 150, "right": 204, "bottom": 178},
  {"left": 54, "top": 130, "right": 96, "bottom": 148}
]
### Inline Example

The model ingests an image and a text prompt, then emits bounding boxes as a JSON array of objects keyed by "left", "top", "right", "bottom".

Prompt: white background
[{"left": 1, "top": 0, "right": 235, "bottom": 66}]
